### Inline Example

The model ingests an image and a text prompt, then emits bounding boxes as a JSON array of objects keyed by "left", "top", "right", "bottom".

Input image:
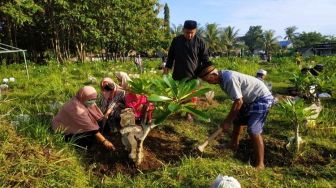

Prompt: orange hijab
[{"left": 52, "top": 86, "right": 103, "bottom": 135}]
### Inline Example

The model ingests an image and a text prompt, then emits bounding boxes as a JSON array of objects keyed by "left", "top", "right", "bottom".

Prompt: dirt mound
[
  {"left": 234, "top": 135, "right": 334, "bottom": 168},
  {"left": 83, "top": 128, "right": 195, "bottom": 176}
]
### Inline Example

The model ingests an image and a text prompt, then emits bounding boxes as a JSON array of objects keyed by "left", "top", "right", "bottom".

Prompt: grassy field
[{"left": 0, "top": 57, "right": 335, "bottom": 187}]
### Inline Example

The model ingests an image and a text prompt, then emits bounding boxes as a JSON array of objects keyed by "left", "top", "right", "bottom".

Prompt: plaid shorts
[{"left": 233, "top": 95, "right": 274, "bottom": 134}]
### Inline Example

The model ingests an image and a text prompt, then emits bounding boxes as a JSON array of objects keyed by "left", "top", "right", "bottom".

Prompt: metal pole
[{"left": 22, "top": 51, "right": 29, "bottom": 79}]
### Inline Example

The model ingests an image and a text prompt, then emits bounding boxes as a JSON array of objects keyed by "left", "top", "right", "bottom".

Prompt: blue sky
[{"left": 159, "top": 0, "right": 336, "bottom": 38}]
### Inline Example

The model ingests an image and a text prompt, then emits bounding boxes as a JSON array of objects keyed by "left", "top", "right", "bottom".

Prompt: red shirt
[{"left": 125, "top": 93, "right": 148, "bottom": 118}]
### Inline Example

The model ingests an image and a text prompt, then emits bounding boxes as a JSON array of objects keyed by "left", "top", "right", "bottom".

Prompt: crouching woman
[{"left": 52, "top": 86, "right": 115, "bottom": 150}]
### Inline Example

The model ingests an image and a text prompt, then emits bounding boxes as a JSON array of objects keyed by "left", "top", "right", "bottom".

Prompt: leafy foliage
[
  {"left": 277, "top": 98, "right": 316, "bottom": 153},
  {"left": 129, "top": 76, "right": 211, "bottom": 124}
]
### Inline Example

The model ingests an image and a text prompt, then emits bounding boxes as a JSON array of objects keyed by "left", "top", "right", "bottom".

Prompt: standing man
[
  {"left": 163, "top": 20, "right": 212, "bottom": 80},
  {"left": 198, "top": 65, "right": 274, "bottom": 169},
  {"left": 256, "top": 69, "right": 272, "bottom": 91},
  {"left": 134, "top": 54, "right": 143, "bottom": 73}
]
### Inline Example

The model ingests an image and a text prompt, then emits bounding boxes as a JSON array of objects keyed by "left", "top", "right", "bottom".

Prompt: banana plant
[
  {"left": 277, "top": 98, "right": 316, "bottom": 154},
  {"left": 289, "top": 72, "right": 318, "bottom": 100},
  {"left": 127, "top": 75, "right": 211, "bottom": 165}
]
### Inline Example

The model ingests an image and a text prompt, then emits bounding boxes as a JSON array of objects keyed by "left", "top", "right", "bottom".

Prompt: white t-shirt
[{"left": 219, "top": 70, "right": 272, "bottom": 104}]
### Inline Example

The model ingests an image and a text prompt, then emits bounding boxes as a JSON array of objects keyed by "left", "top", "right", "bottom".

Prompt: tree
[
  {"left": 128, "top": 76, "right": 211, "bottom": 165},
  {"left": 263, "top": 30, "right": 279, "bottom": 61},
  {"left": 170, "top": 24, "right": 183, "bottom": 38},
  {"left": 203, "top": 23, "right": 221, "bottom": 55},
  {"left": 220, "top": 26, "right": 239, "bottom": 56},
  {"left": 294, "top": 32, "right": 326, "bottom": 48},
  {"left": 163, "top": 3, "right": 170, "bottom": 37},
  {"left": 0, "top": 0, "right": 166, "bottom": 63},
  {"left": 244, "top": 26, "right": 264, "bottom": 53},
  {"left": 284, "top": 26, "right": 298, "bottom": 43},
  {"left": 0, "top": 0, "right": 42, "bottom": 62}
]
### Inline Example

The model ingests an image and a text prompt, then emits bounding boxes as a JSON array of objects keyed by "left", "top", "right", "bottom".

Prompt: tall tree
[
  {"left": 263, "top": 30, "right": 279, "bottom": 60},
  {"left": 220, "top": 26, "right": 239, "bottom": 56},
  {"left": 284, "top": 26, "right": 298, "bottom": 41},
  {"left": 203, "top": 23, "right": 220, "bottom": 54},
  {"left": 295, "top": 32, "right": 326, "bottom": 48},
  {"left": 284, "top": 26, "right": 298, "bottom": 47},
  {"left": 170, "top": 24, "right": 183, "bottom": 38},
  {"left": 0, "top": 0, "right": 42, "bottom": 53},
  {"left": 244, "top": 26, "right": 264, "bottom": 53},
  {"left": 163, "top": 3, "right": 170, "bottom": 37}
]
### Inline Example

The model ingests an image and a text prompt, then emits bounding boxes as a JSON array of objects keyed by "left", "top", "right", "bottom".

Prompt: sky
[{"left": 159, "top": 0, "right": 336, "bottom": 38}]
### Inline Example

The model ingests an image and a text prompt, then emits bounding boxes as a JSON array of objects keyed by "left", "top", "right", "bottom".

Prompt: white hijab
[{"left": 115, "top": 71, "right": 132, "bottom": 90}]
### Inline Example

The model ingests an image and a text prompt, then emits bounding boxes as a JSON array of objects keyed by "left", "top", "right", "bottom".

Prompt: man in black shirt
[{"left": 163, "top": 20, "right": 212, "bottom": 80}]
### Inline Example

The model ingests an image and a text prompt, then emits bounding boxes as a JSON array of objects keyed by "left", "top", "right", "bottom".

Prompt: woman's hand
[{"left": 102, "top": 140, "right": 116, "bottom": 151}]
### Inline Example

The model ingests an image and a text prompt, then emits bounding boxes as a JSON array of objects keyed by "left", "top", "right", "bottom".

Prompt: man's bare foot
[{"left": 255, "top": 164, "right": 265, "bottom": 170}]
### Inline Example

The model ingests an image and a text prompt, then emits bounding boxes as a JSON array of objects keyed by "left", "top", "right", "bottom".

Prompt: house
[
  {"left": 298, "top": 42, "right": 336, "bottom": 57},
  {"left": 279, "top": 40, "right": 293, "bottom": 48}
]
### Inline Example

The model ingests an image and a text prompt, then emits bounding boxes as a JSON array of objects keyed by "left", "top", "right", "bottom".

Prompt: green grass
[{"left": 0, "top": 57, "right": 336, "bottom": 187}]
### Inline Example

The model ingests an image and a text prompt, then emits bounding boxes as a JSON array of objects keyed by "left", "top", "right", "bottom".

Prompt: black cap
[{"left": 183, "top": 20, "right": 197, "bottom": 30}]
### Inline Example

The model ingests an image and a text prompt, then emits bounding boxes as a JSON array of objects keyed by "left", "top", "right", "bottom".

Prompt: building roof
[{"left": 279, "top": 40, "right": 292, "bottom": 47}]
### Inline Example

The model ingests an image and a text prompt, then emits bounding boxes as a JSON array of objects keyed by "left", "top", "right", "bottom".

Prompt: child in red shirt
[{"left": 125, "top": 93, "right": 154, "bottom": 125}]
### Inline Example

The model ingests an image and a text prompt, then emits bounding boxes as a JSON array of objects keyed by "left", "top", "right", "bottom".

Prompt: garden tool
[{"left": 197, "top": 127, "right": 223, "bottom": 153}]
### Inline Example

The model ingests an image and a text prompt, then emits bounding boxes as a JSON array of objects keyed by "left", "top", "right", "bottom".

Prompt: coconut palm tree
[
  {"left": 196, "top": 24, "right": 205, "bottom": 38},
  {"left": 203, "top": 23, "right": 221, "bottom": 55},
  {"left": 170, "top": 24, "right": 183, "bottom": 38},
  {"left": 220, "top": 26, "right": 239, "bottom": 56},
  {"left": 284, "top": 26, "right": 299, "bottom": 47},
  {"left": 263, "top": 30, "right": 279, "bottom": 61}
]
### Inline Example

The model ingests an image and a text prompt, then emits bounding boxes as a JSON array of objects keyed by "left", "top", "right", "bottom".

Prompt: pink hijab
[
  {"left": 52, "top": 86, "right": 103, "bottom": 135},
  {"left": 100, "top": 77, "right": 119, "bottom": 100}
]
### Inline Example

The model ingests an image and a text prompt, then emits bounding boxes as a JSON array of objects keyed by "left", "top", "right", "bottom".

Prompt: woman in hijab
[
  {"left": 97, "top": 77, "right": 126, "bottom": 131},
  {"left": 115, "top": 71, "right": 132, "bottom": 90},
  {"left": 52, "top": 86, "right": 115, "bottom": 150}
]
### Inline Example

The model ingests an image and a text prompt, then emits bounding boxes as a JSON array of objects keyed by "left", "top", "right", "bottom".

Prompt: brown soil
[
  {"left": 82, "top": 125, "right": 335, "bottom": 176},
  {"left": 233, "top": 134, "right": 334, "bottom": 168},
  {"left": 83, "top": 128, "right": 195, "bottom": 176}
]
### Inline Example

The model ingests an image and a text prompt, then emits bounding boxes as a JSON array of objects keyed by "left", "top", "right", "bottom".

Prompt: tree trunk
[
  {"left": 75, "top": 42, "right": 86, "bottom": 62},
  {"left": 295, "top": 124, "right": 300, "bottom": 152}
]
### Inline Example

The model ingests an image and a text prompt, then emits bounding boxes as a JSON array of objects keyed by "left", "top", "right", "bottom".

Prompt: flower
[
  {"left": 88, "top": 76, "right": 97, "bottom": 83},
  {"left": 3, "top": 78, "right": 9, "bottom": 84},
  {"left": 9, "top": 77, "right": 15, "bottom": 82}
]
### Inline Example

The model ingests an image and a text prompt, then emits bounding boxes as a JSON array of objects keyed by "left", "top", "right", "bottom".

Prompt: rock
[
  {"left": 205, "top": 91, "right": 215, "bottom": 103},
  {"left": 0, "top": 84, "right": 9, "bottom": 90},
  {"left": 210, "top": 174, "right": 241, "bottom": 188}
]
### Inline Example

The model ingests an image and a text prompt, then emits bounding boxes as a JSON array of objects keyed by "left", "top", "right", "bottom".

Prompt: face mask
[{"left": 84, "top": 99, "right": 96, "bottom": 107}]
